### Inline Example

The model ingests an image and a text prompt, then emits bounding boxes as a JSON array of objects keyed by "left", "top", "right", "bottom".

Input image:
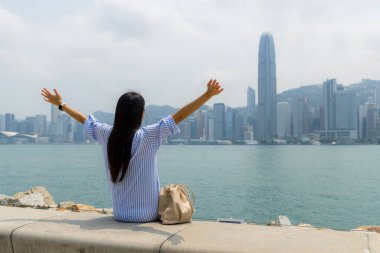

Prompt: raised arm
[
  {"left": 41, "top": 88, "right": 87, "bottom": 124},
  {"left": 172, "top": 79, "right": 223, "bottom": 124}
]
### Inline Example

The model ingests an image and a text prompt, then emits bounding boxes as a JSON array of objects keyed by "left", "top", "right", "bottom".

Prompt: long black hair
[{"left": 107, "top": 92, "right": 145, "bottom": 183}]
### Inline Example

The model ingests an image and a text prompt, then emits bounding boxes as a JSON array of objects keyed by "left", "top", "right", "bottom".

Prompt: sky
[{"left": 0, "top": 0, "right": 379, "bottom": 118}]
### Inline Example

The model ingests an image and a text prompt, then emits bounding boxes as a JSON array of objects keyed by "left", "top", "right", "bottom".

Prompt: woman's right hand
[
  {"left": 41, "top": 88, "right": 63, "bottom": 106},
  {"left": 205, "top": 79, "right": 224, "bottom": 97}
]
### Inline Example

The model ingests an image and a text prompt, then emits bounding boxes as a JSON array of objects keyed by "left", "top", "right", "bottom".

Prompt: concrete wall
[{"left": 1, "top": 206, "right": 379, "bottom": 253}]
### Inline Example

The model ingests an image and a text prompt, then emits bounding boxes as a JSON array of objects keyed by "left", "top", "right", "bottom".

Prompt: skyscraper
[
  {"left": 335, "top": 90, "right": 357, "bottom": 130},
  {"left": 257, "top": 33, "right": 277, "bottom": 141},
  {"left": 277, "top": 102, "right": 291, "bottom": 138},
  {"left": 291, "top": 98, "right": 309, "bottom": 139},
  {"left": 213, "top": 103, "right": 225, "bottom": 140},
  {"left": 246, "top": 86, "right": 255, "bottom": 126},
  {"left": 323, "top": 78, "right": 337, "bottom": 130},
  {"left": 5, "top": 113, "right": 15, "bottom": 131}
]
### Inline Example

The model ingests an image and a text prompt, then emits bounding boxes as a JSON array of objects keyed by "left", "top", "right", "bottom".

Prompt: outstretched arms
[
  {"left": 172, "top": 79, "right": 223, "bottom": 124},
  {"left": 41, "top": 88, "right": 87, "bottom": 124}
]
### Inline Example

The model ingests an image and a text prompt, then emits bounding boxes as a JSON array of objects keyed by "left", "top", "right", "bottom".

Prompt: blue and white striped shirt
[{"left": 84, "top": 115, "right": 180, "bottom": 222}]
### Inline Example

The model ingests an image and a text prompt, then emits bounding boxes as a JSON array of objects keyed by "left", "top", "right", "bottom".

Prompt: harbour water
[{"left": 0, "top": 144, "right": 379, "bottom": 230}]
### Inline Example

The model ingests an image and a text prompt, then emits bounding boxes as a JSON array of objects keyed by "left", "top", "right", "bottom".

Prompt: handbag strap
[{"left": 177, "top": 184, "right": 195, "bottom": 213}]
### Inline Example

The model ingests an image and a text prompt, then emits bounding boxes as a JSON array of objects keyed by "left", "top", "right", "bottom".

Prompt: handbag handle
[{"left": 177, "top": 184, "right": 195, "bottom": 213}]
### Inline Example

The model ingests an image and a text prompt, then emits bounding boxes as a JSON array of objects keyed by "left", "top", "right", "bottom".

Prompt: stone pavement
[{"left": 0, "top": 206, "right": 379, "bottom": 253}]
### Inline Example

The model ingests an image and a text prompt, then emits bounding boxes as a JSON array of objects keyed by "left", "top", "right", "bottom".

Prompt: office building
[
  {"left": 35, "top": 115, "right": 47, "bottom": 136},
  {"left": 323, "top": 79, "right": 337, "bottom": 130},
  {"left": 0, "top": 114, "right": 4, "bottom": 131},
  {"left": 246, "top": 86, "right": 255, "bottom": 126},
  {"left": 213, "top": 103, "right": 225, "bottom": 140},
  {"left": 5, "top": 113, "right": 15, "bottom": 131},
  {"left": 335, "top": 91, "right": 357, "bottom": 130},
  {"left": 257, "top": 33, "right": 277, "bottom": 141},
  {"left": 277, "top": 102, "right": 291, "bottom": 138},
  {"left": 291, "top": 98, "right": 309, "bottom": 139}
]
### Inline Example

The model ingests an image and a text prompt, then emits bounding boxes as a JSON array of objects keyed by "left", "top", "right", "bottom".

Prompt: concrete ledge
[
  {"left": 0, "top": 207, "right": 64, "bottom": 253},
  {"left": 1, "top": 206, "right": 380, "bottom": 253}
]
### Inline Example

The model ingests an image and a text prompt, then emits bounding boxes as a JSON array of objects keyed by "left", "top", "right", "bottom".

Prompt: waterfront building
[
  {"left": 257, "top": 33, "right": 277, "bottom": 141},
  {"left": 319, "top": 129, "right": 357, "bottom": 143},
  {"left": 366, "top": 102, "right": 378, "bottom": 143},
  {"left": 357, "top": 104, "right": 367, "bottom": 141},
  {"left": 208, "top": 118, "right": 214, "bottom": 141},
  {"left": 225, "top": 107, "right": 235, "bottom": 140},
  {"left": 24, "top": 117, "right": 36, "bottom": 134},
  {"left": 179, "top": 121, "right": 191, "bottom": 140},
  {"left": 246, "top": 86, "right": 255, "bottom": 126},
  {"left": 73, "top": 120, "right": 84, "bottom": 143},
  {"left": 195, "top": 110, "right": 208, "bottom": 140},
  {"left": 323, "top": 79, "right": 337, "bottom": 130},
  {"left": 335, "top": 90, "right": 357, "bottom": 130},
  {"left": 310, "top": 107, "right": 323, "bottom": 132},
  {"left": 277, "top": 102, "right": 291, "bottom": 138},
  {"left": 5, "top": 113, "right": 15, "bottom": 131},
  {"left": 213, "top": 103, "right": 226, "bottom": 140},
  {"left": 50, "top": 104, "right": 61, "bottom": 142},
  {"left": 0, "top": 114, "right": 4, "bottom": 131},
  {"left": 234, "top": 113, "right": 245, "bottom": 140},
  {"left": 243, "top": 125, "right": 254, "bottom": 142},
  {"left": 35, "top": 115, "right": 47, "bottom": 136},
  {"left": 60, "top": 114, "right": 74, "bottom": 143},
  {"left": 291, "top": 98, "right": 309, "bottom": 140}
]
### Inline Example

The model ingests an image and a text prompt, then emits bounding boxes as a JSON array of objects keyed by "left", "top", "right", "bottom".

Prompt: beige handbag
[{"left": 158, "top": 184, "right": 195, "bottom": 225}]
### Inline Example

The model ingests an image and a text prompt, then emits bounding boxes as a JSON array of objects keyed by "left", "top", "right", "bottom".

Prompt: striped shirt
[{"left": 84, "top": 114, "right": 180, "bottom": 222}]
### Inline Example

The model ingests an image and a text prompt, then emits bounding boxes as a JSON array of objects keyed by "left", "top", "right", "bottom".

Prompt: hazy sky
[{"left": 0, "top": 0, "right": 379, "bottom": 118}]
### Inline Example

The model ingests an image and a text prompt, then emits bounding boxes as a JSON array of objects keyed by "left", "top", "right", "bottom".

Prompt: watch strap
[{"left": 58, "top": 103, "right": 66, "bottom": 111}]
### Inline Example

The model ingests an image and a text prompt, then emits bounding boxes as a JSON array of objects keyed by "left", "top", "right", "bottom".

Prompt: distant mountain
[
  {"left": 144, "top": 105, "right": 177, "bottom": 125},
  {"left": 278, "top": 84, "right": 322, "bottom": 107},
  {"left": 277, "top": 79, "right": 380, "bottom": 107},
  {"left": 93, "top": 111, "right": 114, "bottom": 124}
]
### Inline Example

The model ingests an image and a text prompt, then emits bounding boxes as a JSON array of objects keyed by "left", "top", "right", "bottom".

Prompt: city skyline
[
  {"left": 0, "top": 0, "right": 379, "bottom": 118},
  {"left": 1, "top": 77, "right": 380, "bottom": 144}
]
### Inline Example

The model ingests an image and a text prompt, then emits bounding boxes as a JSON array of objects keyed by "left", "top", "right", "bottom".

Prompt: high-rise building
[
  {"left": 335, "top": 91, "right": 357, "bottom": 130},
  {"left": 246, "top": 86, "right": 255, "bottom": 126},
  {"left": 50, "top": 104, "right": 62, "bottom": 141},
  {"left": 5, "top": 113, "right": 15, "bottom": 131},
  {"left": 277, "top": 102, "right": 291, "bottom": 138},
  {"left": 0, "top": 114, "right": 4, "bottom": 131},
  {"left": 35, "top": 115, "right": 47, "bottom": 136},
  {"left": 257, "top": 33, "right": 277, "bottom": 141},
  {"left": 195, "top": 110, "right": 208, "bottom": 140},
  {"left": 234, "top": 112, "right": 245, "bottom": 140},
  {"left": 208, "top": 118, "right": 214, "bottom": 141},
  {"left": 323, "top": 79, "right": 337, "bottom": 130},
  {"left": 24, "top": 117, "right": 36, "bottom": 134},
  {"left": 366, "top": 100, "right": 378, "bottom": 143},
  {"left": 358, "top": 104, "right": 367, "bottom": 141},
  {"left": 225, "top": 107, "right": 235, "bottom": 140},
  {"left": 291, "top": 98, "right": 309, "bottom": 139},
  {"left": 213, "top": 103, "right": 225, "bottom": 140}
]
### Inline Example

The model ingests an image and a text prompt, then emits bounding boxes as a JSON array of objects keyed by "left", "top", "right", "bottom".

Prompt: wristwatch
[{"left": 58, "top": 103, "right": 66, "bottom": 111}]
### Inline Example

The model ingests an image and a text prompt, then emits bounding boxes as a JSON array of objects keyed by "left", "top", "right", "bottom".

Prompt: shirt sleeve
[
  {"left": 83, "top": 115, "right": 112, "bottom": 144},
  {"left": 144, "top": 115, "right": 180, "bottom": 149}
]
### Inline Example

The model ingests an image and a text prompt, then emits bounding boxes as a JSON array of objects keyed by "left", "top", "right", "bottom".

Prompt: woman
[{"left": 41, "top": 79, "right": 223, "bottom": 222}]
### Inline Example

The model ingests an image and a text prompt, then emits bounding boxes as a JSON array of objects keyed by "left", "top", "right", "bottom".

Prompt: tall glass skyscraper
[
  {"left": 322, "top": 78, "right": 337, "bottom": 130},
  {"left": 246, "top": 86, "right": 255, "bottom": 126},
  {"left": 257, "top": 33, "right": 277, "bottom": 141}
]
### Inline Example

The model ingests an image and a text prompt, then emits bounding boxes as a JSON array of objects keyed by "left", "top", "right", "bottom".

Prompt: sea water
[{"left": 0, "top": 144, "right": 379, "bottom": 230}]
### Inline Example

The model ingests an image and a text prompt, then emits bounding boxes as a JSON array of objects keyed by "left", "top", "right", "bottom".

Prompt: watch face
[{"left": 59, "top": 104, "right": 63, "bottom": 111}]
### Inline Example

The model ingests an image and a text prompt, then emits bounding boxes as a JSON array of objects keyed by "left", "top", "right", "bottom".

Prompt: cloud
[{"left": 0, "top": 0, "right": 379, "bottom": 118}]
